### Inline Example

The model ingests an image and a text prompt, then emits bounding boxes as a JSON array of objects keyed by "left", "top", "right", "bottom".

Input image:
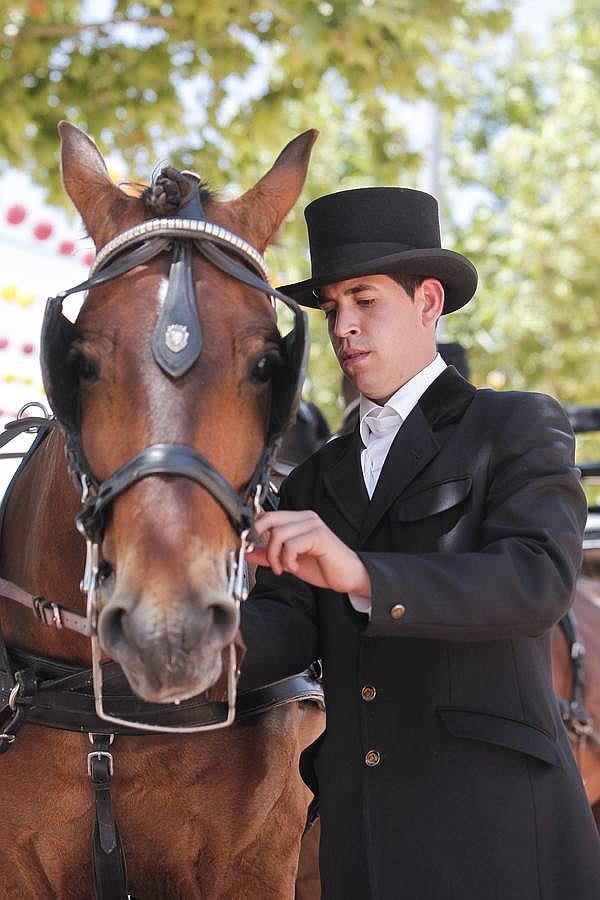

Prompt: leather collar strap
[{"left": 0, "top": 646, "right": 324, "bottom": 736}]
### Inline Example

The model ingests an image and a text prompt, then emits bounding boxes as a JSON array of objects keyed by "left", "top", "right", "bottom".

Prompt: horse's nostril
[{"left": 98, "top": 603, "right": 129, "bottom": 652}]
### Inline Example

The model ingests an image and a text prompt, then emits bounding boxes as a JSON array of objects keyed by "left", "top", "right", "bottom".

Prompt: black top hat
[{"left": 279, "top": 187, "right": 478, "bottom": 314}]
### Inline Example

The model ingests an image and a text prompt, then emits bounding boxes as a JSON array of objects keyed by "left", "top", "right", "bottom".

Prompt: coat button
[
  {"left": 389, "top": 603, "right": 406, "bottom": 620},
  {"left": 361, "top": 685, "right": 377, "bottom": 702},
  {"left": 365, "top": 749, "right": 381, "bottom": 767}
]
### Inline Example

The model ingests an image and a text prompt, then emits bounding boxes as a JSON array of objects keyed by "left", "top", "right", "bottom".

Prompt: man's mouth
[{"left": 341, "top": 348, "right": 370, "bottom": 367}]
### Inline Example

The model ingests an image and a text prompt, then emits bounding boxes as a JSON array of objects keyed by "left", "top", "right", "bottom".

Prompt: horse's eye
[
  {"left": 67, "top": 347, "right": 100, "bottom": 383},
  {"left": 251, "top": 351, "right": 281, "bottom": 384}
]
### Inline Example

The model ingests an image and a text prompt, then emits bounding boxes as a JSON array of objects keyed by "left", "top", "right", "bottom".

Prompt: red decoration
[
  {"left": 83, "top": 250, "right": 96, "bottom": 266},
  {"left": 59, "top": 240, "right": 75, "bottom": 256},
  {"left": 22, "top": 343, "right": 34, "bottom": 355},
  {"left": 33, "top": 220, "right": 53, "bottom": 240},
  {"left": 6, "top": 204, "right": 26, "bottom": 225},
  {"left": 29, "top": 1, "right": 48, "bottom": 19},
  {"left": 0, "top": 338, "right": 8, "bottom": 350}
]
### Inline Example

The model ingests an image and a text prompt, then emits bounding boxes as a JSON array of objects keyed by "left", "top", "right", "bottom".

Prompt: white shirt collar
[{"left": 359, "top": 353, "right": 447, "bottom": 443}]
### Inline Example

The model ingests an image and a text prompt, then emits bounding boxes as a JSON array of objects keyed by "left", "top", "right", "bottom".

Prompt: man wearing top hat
[{"left": 241, "top": 187, "right": 600, "bottom": 899}]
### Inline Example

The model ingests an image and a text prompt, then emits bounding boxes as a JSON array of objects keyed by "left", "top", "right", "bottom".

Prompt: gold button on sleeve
[
  {"left": 389, "top": 603, "right": 406, "bottom": 620},
  {"left": 361, "top": 685, "right": 376, "bottom": 702},
  {"left": 365, "top": 749, "right": 381, "bottom": 767}
]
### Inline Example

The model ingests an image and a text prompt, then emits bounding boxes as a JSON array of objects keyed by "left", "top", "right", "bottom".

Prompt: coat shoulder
[{"left": 470, "top": 387, "right": 573, "bottom": 433}]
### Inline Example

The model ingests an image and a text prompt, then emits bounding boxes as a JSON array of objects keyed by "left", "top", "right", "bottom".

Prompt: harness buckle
[
  {"left": 570, "top": 705, "right": 594, "bottom": 737},
  {"left": 8, "top": 683, "right": 20, "bottom": 712},
  {"left": 0, "top": 733, "right": 16, "bottom": 746},
  {"left": 87, "top": 733, "right": 115, "bottom": 776},
  {"left": 33, "top": 597, "right": 63, "bottom": 629},
  {"left": 87, "top": 750, "right": 114, "bottom": 777}
]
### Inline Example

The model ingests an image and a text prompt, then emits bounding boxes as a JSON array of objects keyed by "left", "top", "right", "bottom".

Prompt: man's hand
[{"left": 246, "top": 509, "right": 372, "bottom": 596}]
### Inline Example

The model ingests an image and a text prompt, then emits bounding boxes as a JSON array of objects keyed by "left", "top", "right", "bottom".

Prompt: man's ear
[{"left": 420, "top": 278, "right": 445, "bottom": 326}]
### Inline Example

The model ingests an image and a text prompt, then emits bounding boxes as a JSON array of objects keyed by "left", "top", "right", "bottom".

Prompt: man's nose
[{"left": 333, "top": 308, "right": 359, "bottom": 337}]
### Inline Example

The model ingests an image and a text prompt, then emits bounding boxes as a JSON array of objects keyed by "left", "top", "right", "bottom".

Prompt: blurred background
[{"left": 0, "top": 0, "right": 598, "bottom": 500}]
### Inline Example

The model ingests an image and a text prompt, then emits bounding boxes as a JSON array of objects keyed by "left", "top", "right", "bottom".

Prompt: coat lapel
[
  {"left": 358, "top": 367, "right": 476, "bottom": 546},
  {"left": 358, "top": 405, "right": 439, "bottom": 545},
  {"left": 322, "top": 428, "right": 370, "bottom": 534}
]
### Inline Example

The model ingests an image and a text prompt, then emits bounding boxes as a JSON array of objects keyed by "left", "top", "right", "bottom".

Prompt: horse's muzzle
[{"left": 97, "top": 586, "right": 239, "bottom": 703}]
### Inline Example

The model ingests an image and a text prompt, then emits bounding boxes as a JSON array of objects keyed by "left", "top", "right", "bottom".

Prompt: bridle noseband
[{"left": 37, "top": 174, "right": 309, "bottom": 732}]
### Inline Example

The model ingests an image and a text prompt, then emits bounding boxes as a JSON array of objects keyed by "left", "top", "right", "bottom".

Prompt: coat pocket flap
[
  {"left": 395, "top": 476, "right": 472, "bottom": 522},
  {"left": 438, "top": 707, "right": 563, "bottom": 768}
]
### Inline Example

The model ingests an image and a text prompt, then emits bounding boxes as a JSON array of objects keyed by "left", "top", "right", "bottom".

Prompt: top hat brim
[{"left": 278, "top": 248, "right": 478, "bottom": 314}]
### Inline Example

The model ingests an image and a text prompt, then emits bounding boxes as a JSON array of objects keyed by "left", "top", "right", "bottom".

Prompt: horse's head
[{"left": 43, "top": 122, "right": 316, "bottom": 705}]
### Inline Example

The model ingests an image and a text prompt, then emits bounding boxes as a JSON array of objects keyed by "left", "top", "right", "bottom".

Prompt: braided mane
[{"left": 140, "top": 166, "right": 213, "bottom": 215}]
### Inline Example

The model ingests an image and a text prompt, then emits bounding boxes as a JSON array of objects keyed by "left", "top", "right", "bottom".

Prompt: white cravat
[
  {"left": 349, "top": 353, "right": 447, "bottom": 615},
  {"left": 360, "top": 408, "right": 403, "bottom": 499}
]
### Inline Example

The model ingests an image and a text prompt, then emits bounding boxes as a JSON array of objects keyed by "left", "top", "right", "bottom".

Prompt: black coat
[{"left": 241, "top": 367, "right": 600, "bottom": 899}]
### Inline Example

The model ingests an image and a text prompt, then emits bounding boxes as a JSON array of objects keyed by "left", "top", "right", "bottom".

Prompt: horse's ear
[
  {"left": 230, "top": 130, "right": 318, "bottom": 252},
  {"left": 58, "top": 121, "right": 135, "bottom": 248}
]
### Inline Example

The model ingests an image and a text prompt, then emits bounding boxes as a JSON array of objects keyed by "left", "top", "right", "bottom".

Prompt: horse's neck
[{"left": 0, "top": 428, "right": 89, "bottom": 662}]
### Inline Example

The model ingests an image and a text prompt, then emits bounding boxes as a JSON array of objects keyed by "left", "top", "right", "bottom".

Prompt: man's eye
[{"left": 322, "top": 308, "right": 336, "bottom": 320}]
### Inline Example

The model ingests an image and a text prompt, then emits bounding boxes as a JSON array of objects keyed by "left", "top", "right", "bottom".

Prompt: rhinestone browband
[{"left": 90, "top": 218, "right": 271, "bottom": 282}]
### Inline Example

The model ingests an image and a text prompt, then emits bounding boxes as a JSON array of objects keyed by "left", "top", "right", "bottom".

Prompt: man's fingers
[
  {"left": 246, "top": 546, "right": 268, "bottom": 568},
  {"left": 279, "top": 529, "right": 323, "bottom": 574},
  {"left": 254, "top": 509, "right": 318, "bottom": 537},
  {"left": 264, "top": 519, "right": 324, "bottom": 575}
]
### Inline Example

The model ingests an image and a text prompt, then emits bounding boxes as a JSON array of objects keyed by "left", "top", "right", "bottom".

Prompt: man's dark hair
[{"left": 388, "top": 273, "right": 425, "bottom": 297}]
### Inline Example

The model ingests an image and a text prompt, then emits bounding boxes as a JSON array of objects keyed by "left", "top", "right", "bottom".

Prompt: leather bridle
[{"left": 34, "top": 175, "right": 309, "bottom": 732}]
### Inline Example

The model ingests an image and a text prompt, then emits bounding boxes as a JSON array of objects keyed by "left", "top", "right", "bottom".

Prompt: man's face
[{"left": 318, "top": 274, "right": 440, "bottom": 405}]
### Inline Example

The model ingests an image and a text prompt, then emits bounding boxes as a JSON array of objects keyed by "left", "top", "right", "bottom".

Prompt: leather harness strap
[
  {"left": 0, "top": 576, "right": 90, "bottom": 636},
  {"left": 88, "top": 734, "right": 129, "bottom": 900},
  {"left": 557, "top": 611, "right": 600, "bottom": 754},
  {"left": 0, "top": 649, "right": 324, "bottom": 737}
]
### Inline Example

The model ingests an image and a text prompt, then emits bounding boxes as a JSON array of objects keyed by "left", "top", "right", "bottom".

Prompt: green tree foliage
[
  {"left": 440, "top": 0, "right": 599, "bottom": 475},
  {"left": 1, "top": 1, "right": 510, "bottom": 195},
  {"left": 1, "top": 0, "right": 516, "bottom": 428}
]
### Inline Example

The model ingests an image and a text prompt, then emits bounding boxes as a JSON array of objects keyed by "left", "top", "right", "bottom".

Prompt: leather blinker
[{"left": 40, "top": 296, "right": 81, "bottom": 433}]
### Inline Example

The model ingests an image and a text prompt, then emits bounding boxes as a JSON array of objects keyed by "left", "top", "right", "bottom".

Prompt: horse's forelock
[{"left": 139, "top": 165, "right": 213, "bottom": 216}]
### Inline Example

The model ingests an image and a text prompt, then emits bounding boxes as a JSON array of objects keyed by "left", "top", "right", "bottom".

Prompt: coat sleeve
[
  {"left": 238, "top": 479, "right": 320, "bottom": 691},
  {"left": 360, "top": 393, "right": 587, "bottom": 641}
]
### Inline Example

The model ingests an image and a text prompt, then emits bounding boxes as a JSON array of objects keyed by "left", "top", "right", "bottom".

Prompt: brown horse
[
  {"left": 553, "top": 545, "right": 600, "bottom": 829},
  {"left": 0, "top": 123, "right": 325, "bottom": 899}
]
